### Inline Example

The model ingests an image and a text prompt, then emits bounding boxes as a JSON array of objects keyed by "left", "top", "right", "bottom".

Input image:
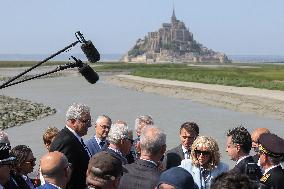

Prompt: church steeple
[{"left": 171, "top": 4, "right": 177, "bottom": 23}]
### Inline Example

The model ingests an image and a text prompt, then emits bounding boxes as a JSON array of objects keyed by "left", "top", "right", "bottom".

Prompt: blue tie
[{"left": 99, "top": 140, "right": 105, "bottom": 148}]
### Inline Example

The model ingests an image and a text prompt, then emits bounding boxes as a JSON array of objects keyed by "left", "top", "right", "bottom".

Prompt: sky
[{"left": 1, "top": 0, "right": 284, "bottom": 56}]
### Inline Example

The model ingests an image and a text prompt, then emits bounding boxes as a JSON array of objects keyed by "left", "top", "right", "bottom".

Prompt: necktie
[
  {"left": 99, "top": 140, "right": 105, "bottom": 148},
  {"left": 81, "top": 138, "right": 92, "bottom": 157},
  {"left": 184, "top": 151, "right": 189, "bottom": 159}
]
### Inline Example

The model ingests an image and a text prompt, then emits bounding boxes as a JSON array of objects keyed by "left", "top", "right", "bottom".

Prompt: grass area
[
  {"left": 0, "top": 61, "right": 68, "bottom": 68},
  {"left": 2, "top": 61, "right": 284, "bottom": 91}
]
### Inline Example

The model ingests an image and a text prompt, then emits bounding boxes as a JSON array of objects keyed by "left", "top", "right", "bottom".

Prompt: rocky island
[{"left": 121, "top": 9, "right": 231, "bottom": 63}]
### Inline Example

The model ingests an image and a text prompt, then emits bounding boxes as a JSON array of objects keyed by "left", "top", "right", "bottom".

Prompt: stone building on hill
[{"left": 121, "top": 9, "right": 231, "bottom": 63}]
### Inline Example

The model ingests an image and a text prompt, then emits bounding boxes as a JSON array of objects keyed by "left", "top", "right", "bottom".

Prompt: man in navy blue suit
[
  {"left": 86, "top": 115, "right": 112, "bottom": 156},
  {"left": 37, "top": 151, "right": 71, "bottom": 189}
]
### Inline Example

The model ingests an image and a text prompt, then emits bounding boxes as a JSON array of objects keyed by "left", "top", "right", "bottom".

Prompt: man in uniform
[{"left": 258, "top": 133, "right": 284, "bottom": 189}]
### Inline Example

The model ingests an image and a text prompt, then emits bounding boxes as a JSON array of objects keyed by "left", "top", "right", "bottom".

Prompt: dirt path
[{"left": 106, "top": 74, "right": 284, "bottom": 122}]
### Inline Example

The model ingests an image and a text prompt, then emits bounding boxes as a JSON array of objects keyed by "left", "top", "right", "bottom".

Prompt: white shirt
[
  {"left": 236, "top": 155, "right": 251, "bottom": 165},
  {"left": 264, "top": 164, "right": 281, "bottom": 175},
  {"left": 182, "top": 145, "right": 190, "bottom": 159}
]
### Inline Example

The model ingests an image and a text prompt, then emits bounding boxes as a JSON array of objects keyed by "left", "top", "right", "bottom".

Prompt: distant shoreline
[{"left": 106, "top": 74, "right": 284, "bottom": 122}]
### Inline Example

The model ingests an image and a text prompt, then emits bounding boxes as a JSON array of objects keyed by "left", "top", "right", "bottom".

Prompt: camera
[{"left": 245, "top": 162, "right": 260, "bottom": 181}]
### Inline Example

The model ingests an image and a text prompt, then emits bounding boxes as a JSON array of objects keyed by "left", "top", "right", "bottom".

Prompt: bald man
[
  {"left": 251, "top": 128, "right": 270, "bottom": 163},
  {"left": 37, "top": 151, "right": 72, "bottom": 189}
]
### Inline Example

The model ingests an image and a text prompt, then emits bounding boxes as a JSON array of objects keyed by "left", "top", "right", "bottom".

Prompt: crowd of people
[{"left": 1, "top": 102, "right": 284, "bottom": 189}]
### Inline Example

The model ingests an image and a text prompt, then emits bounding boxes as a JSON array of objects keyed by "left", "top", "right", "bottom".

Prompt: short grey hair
[
  {"left": 65, "top": 103, "right": 90, "bottom": 121},
  {"left": 96, "top": 115, "right": 112, "bottom": 125},
  {"left": 140, "top": 126, "right": 166, "bottom": 156},
  {"left": 108, "top": 121, "right": 130, "bottom": 144},
  {"left": 135, "top": 115, "right": 154, "bottom": 132},
  {"left": 0, "top": 130, "right": 10, "bottom": 144}
]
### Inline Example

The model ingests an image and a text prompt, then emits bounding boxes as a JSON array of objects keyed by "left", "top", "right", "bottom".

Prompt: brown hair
[
  {"left": 43, "top": 127, "right": 59, "bottom": 146},
  {"left": 179, "top": 122, "right": 199, "bottom": 135}
]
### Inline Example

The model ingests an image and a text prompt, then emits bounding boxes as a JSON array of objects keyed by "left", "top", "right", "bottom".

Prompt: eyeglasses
[
  {"left": 195, "top": 150, "right": 210, "bottom": 156},
  {"left": 25, "top": 158, "right": 36, "bottom": 165},
  {"left": 98, "top": 124, "right": 111, "bottom": 130},
  {"left": 125, "top": 137, "right": 134, "bottom": 144}
]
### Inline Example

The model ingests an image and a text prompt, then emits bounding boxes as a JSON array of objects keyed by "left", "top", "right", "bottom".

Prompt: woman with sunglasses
[
  {"left": 10, "top": 145, "right": 36, "bottom": 189},
  {"left": 180, "top": 136, "right": 229, "bottom": 189}
]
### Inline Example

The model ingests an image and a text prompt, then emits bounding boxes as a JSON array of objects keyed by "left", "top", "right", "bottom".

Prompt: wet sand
[{"left": 107, "top": 74, "right": 284, "bottom": 122}]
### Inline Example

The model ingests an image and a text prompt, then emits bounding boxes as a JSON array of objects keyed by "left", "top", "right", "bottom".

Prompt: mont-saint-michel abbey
[{"left": 121, "top": 9, "right": 231, "bottom": 63}]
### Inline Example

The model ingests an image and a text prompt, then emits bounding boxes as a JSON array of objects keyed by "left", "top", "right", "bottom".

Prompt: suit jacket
[
  {"left": 36, "top": 183, "right": 60, "bottom": 189},
  {"left": 180, "top": 159, "right": 229, "bottom": 189},
  {"left": 163, "top": 144, "right": 184, "bottom": 170},
  {"left": 85, "top": 136, "right": 108, "bottom": 156},
  {"left": 49, "top": 127, "right": 90, "bottom": 189},
  {"left": 260, "top": 165, "right": 284, "bottom": 189},
  {"left": 105, "top": 148, "right": 128, "bottom": 164},
  {"left": 231, "top": 156, "right": 262, "bottom": 181},
  {"left": 118, "top": 159, "right": 161, "bottom": 189}
]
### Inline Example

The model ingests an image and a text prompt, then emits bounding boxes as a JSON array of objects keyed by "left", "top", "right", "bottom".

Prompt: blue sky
[{"left": 1, "top": 0, "right": 284, "bottom": 55}]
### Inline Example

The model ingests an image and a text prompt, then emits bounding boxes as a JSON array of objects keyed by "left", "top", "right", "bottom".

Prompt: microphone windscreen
[
  {"left": 81, "top": 40, "right": 100, "bottom": 63},
  {"left": 78, "top": 63, "right": 99, "bottom": 84}
]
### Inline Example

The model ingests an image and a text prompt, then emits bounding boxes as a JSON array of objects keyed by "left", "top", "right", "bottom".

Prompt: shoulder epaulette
[{"left": 260, "top": 173, "right": 270, "bottom": 182}]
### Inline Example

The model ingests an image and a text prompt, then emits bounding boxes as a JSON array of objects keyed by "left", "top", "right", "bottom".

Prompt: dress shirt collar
[
  {"left": 108, "top": 146, "right": 123, "bottom": 157},
  {"left": 66, "top": 125, "right": 81, "bottom": 142},
  {"left": 182, "top": 145, "right": 190, "bottom": 159},
  {"left": 264, "top": 164, "right": 281, "bottom": 175},
  {"left": 140, "top": 158, "right": 158, "bottom": 167},
  {"left": 236, "top": 155, "right": 250, "bottom": 165}
]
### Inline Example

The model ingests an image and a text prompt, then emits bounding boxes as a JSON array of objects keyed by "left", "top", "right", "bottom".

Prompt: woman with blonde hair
[{"left": 180, "top": 136, "right": 228, "bottom": 189}]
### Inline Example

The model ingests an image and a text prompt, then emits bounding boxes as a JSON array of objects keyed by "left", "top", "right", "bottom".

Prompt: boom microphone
[
  {"left": 81, "top": 40, "right": 100, "bottom": 63},
  {"left": 77, "top": 61, "right": 99, "bottom": 84}
]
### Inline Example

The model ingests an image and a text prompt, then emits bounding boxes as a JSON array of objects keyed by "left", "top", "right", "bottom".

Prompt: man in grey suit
[
  {"left": 86, "top": 115, "right": 112, "bottom": 156},
  {"left": 118, "top": 126, "right": 166, "bottom": 189},
  {"left": 163, "top": 122, "right": 199, "bottom": 170}
]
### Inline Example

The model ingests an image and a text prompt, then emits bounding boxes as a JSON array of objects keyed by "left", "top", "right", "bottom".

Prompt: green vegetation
[
  {"left": 0, "top": 61, "right": 68, "bottom": 68},
  {"left": 3, "top": 61, "right": 284, "bottom": 91}
]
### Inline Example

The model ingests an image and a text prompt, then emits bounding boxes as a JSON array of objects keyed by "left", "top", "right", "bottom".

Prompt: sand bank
[{"left": 106, "top": 74, "right": 284, "bottom": 122}]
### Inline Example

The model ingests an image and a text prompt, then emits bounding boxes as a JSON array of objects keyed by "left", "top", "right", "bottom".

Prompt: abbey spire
[{"left": 171, "top": 5, "right": 177, "bottom": 24}]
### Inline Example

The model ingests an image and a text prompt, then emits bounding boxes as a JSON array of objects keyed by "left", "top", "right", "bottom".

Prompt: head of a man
[
  {"left": 211, "top": 172, "right": 258, "bottom": 189},
  {"left": 156, "top": 167, "right": 198, "bottom": 189},
  {"left": 0, "top": 143, "right": 15, "bottom": 186},
  {"left": 135, "top": 115, "right": 154, "bottom": 137},
  {"left": 251, "top": 128, "right": 270, "bottom": 153},
  {"left": 179, "top": 122, "right": 199, "bottom": 151},
  {"left": 226, "top": 126, "right": 252, "bottom": 161},
  {"left": 95, "top": 115, "right": 112, "bottom": 140},
  {"left": 0, "top": 130, "right": 10, "bottom": 145},
  {"left": 43, "top": 127, "right": 59, "bottom": 151},
  {"left": 11, "top": 145, "right": 36, "bottom": 176},
  {"left": 86, "top": 151, "right": 123, "bottom": 189},
  {"left": 40, "top": 151, "right": 71, "bottom": 187},
  {"left": 66, "top": 103, "right": 92, "bottom": 137},
  {"left": 108, "top": 121, "right": 133, "bottom": 156},
  {"left": 140, "top": 126, "right": 166, "bottom": 161},
  {"left": 258, "top": 133, "right": 284, "bottom": 169}
]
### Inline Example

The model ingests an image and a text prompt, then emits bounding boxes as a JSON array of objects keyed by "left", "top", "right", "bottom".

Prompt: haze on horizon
[{"left": 1, "top": 0, "right": 283, "bottom": 56}]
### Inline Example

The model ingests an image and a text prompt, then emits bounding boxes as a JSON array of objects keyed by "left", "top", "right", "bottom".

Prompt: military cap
[{"left": 259, "top": 133, "right": 284, "bottom": 158}]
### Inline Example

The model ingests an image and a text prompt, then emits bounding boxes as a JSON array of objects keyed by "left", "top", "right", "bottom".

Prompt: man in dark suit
[
  {"left": 118, "top": 126, "right": 166, "bottom": 189},
  {"left": 50, "top": 103, "right": 92, "bottom": 189},
  {"left": 86, "top": 115, "right": 112, "bottom": 156},
  {"left": 104, "top": 120, "right": 133, "bottom": 165},
  {"left": 258, "top": 133, "right": 284, "bottom": 189},
  {"left": 226, "top": 126, "right": 262, "bottom": 181},
  {"left": 163, "top": 122, "right": 199, "bottom": 170},
  {"left": 37, "top": 151, "right": 71, "bottom": 189}
]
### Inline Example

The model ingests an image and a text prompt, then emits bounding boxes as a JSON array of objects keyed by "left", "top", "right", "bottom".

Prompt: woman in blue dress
[{"left": 180, "top": 136, "right": 229, "bottom": 189}]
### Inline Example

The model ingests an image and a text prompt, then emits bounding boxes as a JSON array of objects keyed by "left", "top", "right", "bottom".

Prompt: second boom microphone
[{"left": 81, "top": 40, "right": 100, "bottom": 63}]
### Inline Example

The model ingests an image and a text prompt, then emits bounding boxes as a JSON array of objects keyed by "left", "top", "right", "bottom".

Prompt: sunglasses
[
  {"left": 25, "top": 158, "right": 36, "bottom": 165},
  {"left": 125, "top": 137, "right": 134, "bottom": 144},
  {"left": 195, "top": 150, "right": 210, "bottom": 156}
]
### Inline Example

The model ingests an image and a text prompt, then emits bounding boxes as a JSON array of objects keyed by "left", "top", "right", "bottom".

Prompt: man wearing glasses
[
  {"left": 86, "top": 115, "right": 112, "bottom": 156},
  {"left": 163, "top": 122, "right": 199, "bottom": 170},
  {"left": 50, "top": 103, "right": 92, "bottom": 189},
  {"left": 105, "top": 121, "right": 133, "bottom": 165}
]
